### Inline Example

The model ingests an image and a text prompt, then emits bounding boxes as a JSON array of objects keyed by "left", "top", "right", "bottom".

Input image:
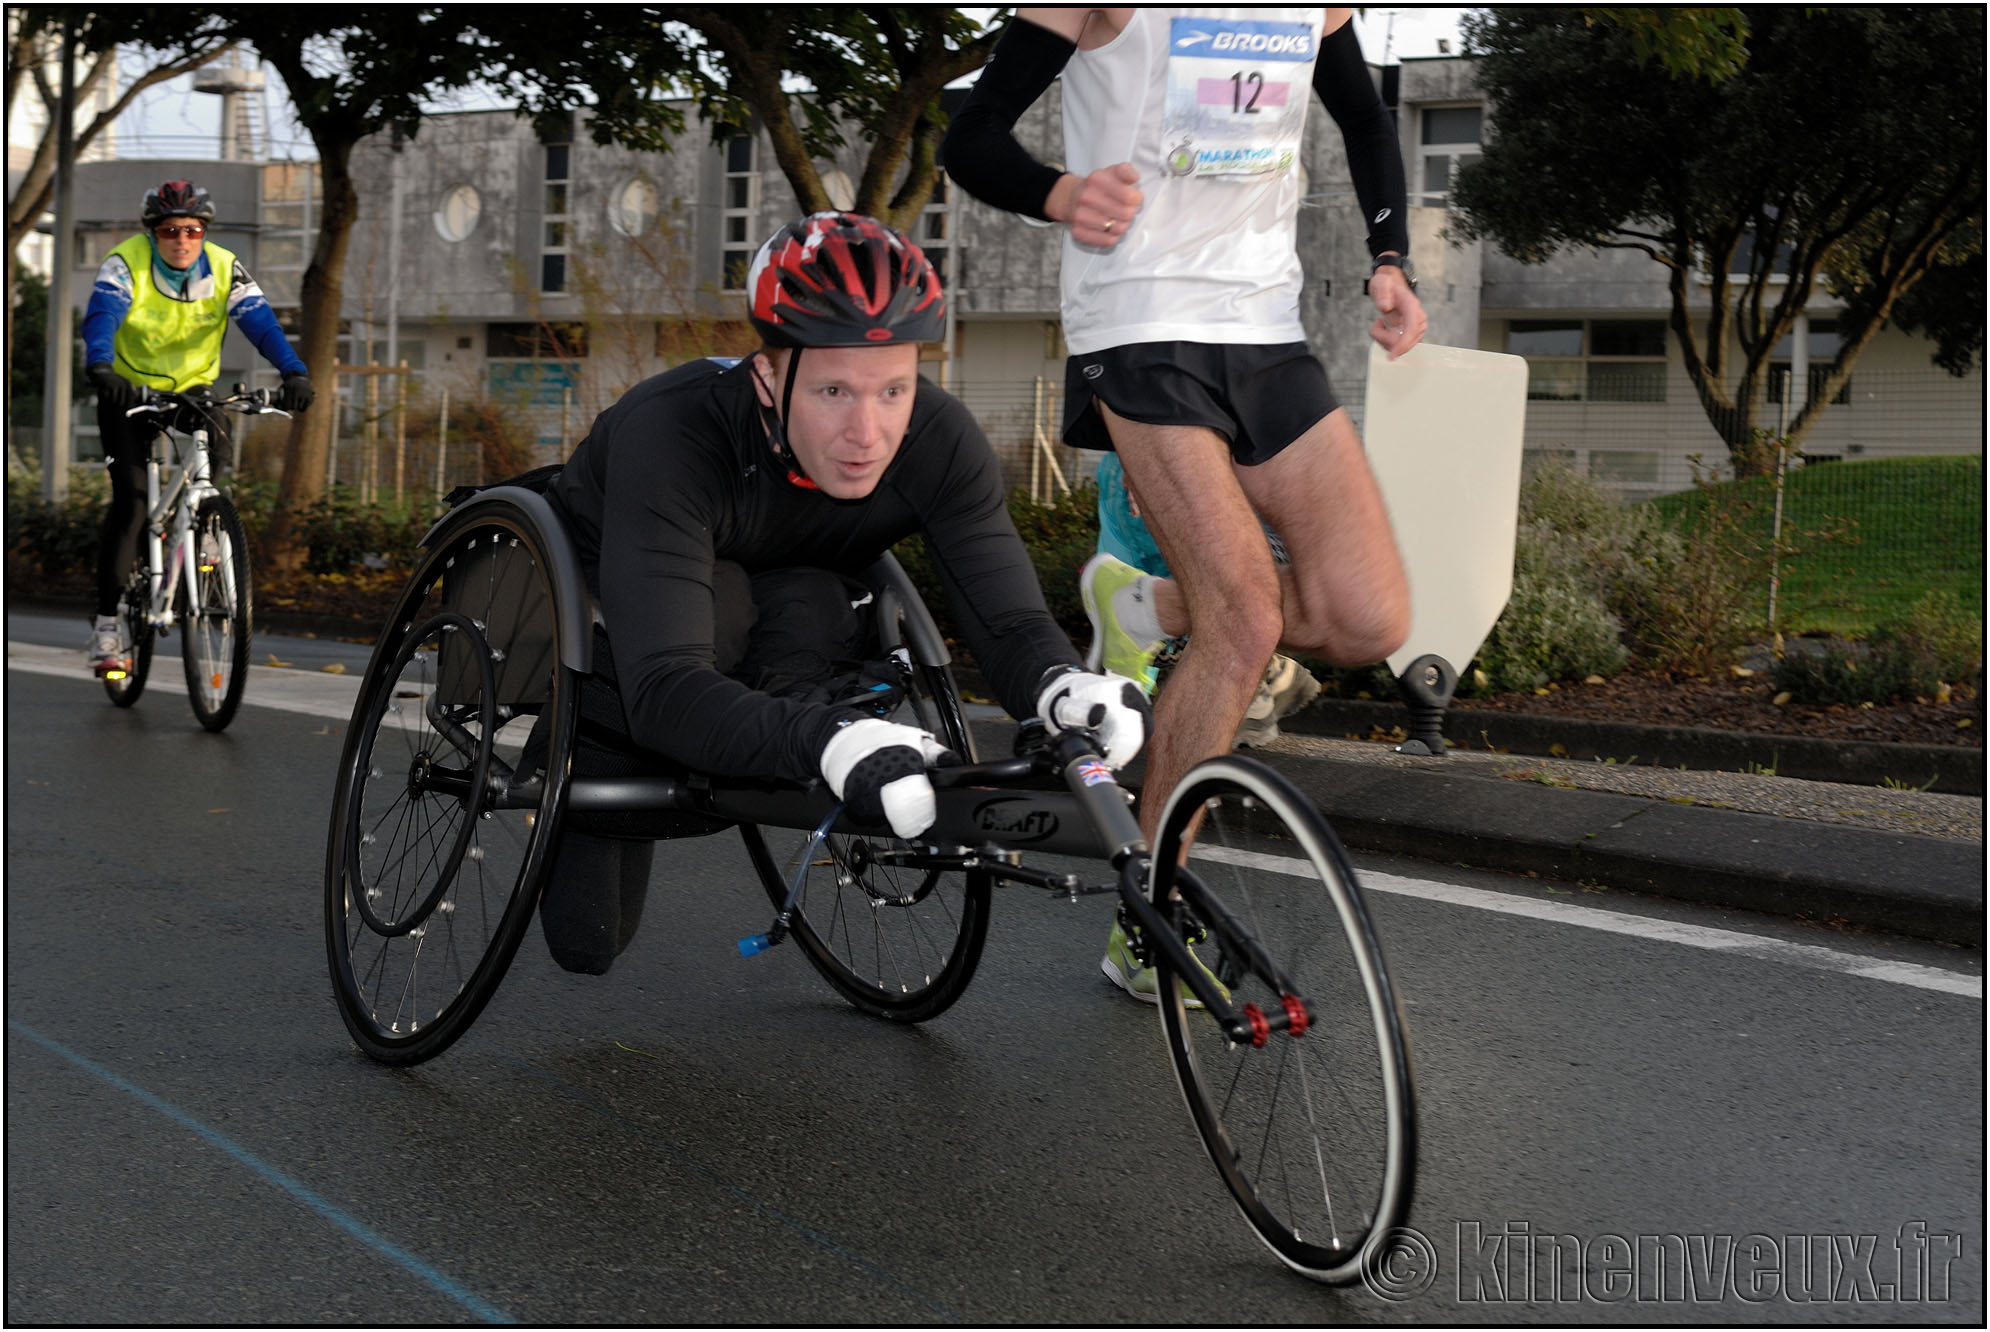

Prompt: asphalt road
[{"left": 6, "top": 623, "right": 1984, "bottom": 1324}]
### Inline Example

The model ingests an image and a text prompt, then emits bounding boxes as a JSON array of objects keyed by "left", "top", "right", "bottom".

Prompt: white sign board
[{"left": 1363, "top": 341, "right": 1530, "bottom": 680}]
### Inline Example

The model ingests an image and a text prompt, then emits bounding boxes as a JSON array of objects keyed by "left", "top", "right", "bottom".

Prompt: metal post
[
  {"left": 385, "top": 126, "right": 403, "bottom": 377},
  {"left": 325, "top": 369, "right": 339, "bottom": 491},
  {"left": 40, "top": 16, "right": 77, "bottom": 504},
  {"left": 364, "top": 365, "right": 379, "bottom": 505},
  {"left": 1767, "top": 377, "right": 1790, "bottom": 630},
  {"left": 394, "top": 359, "right": 407, "bottom": 505},
  {"left": 435, "top": 385, "right": 449, "bottom": 502}
]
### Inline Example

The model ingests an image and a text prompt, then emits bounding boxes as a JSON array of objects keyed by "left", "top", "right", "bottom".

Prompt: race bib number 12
[{"left": 1162, "top": 16, "right": 1317, "bottom": 178}]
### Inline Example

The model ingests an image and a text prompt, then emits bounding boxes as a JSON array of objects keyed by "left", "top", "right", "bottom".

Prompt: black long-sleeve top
[{"left": 550, "top": 358, "right": 1079, "bottom": 785}]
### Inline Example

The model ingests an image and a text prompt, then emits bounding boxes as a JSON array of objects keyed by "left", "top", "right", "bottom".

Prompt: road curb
[
  {"left": 1261, "top": 756, "right": 1984, "bottom": 949},
  {"left": 1284, "top": 697, "right": 1983, "bottom": 796}
]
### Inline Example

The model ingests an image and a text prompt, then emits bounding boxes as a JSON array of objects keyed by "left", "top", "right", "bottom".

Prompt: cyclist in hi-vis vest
[{"left": 79, "top": 179, "right": 317, "bottom": 676}]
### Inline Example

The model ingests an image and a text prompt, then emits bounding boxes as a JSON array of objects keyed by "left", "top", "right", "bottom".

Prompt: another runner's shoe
[
  {"left": 88, "top": 615, "right": 130, "bottom": 678},
  {"left": 1233, "top": 653, "right": 1322, "bottom": 749},
  {"left": 1100, "top": 917, "right": 1231, "bottom": 1009},
  {"left": 1080, "top": 553, "right": 1165, "bottom": 694}
]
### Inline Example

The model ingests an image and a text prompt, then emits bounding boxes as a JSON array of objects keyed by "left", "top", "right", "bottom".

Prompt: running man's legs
[{"left": 1102, "top": 403, "right": 1408, "bottom": 840}]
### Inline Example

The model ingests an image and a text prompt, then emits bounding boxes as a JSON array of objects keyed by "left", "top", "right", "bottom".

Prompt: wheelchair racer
[{"left": 538, "top": 212, "right": 1151, "bottom": 974}]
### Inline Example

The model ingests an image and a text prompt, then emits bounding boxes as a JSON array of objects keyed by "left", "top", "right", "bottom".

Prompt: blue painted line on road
[
  {"left": 8, "top": 1019, "right": 515, "bottom": 1325},
  {"left": 502, "top": 1054, "right": 963, "bottom": 1323}
]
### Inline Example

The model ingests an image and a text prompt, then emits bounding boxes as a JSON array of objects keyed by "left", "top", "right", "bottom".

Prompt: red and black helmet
[
  {"left": 747, "top": 212, "right": 945, "bottom": 349},
  {"left": 141, "top": 180, "right": 215, "bottom": 229}
]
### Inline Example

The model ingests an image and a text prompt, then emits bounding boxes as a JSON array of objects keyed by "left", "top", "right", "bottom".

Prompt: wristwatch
[{"left": 1365, "top": 254, "right": 1418, "bottom": 293}]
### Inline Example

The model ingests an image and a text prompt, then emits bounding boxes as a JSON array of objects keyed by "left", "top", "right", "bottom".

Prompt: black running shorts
[{"left": 1061, "top": 340, "right": 1341, "bottom": 465}]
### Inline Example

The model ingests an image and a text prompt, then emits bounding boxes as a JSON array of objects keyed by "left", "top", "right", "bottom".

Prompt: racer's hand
[
  {"left": 1051, "top": 162, "right": 1143, "bottom": 248},
  {"left": 277, "top": 372, "right": 316, "bottom": 413},
  {"left": 1036, "top": 667, "right": 1152, "bottom": 769},
  {"left": 819, "top": 717, "right": 957, "bottom": 839},
  {"left": 1367, "top": 267, "right": 1428, "bottom": 360},
  {"left": 87, "top": 363, "right": 138, "bottom": 411}
]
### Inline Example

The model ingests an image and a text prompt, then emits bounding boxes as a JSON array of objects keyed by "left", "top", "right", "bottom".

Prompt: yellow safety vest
[{"left": 109, "top": 233, "right": 235, "bottom": 392}]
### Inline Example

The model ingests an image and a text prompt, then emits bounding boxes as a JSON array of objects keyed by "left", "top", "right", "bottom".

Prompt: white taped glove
[
  {"left": 818, "top": 717, "right": 956, "bottom": 839},
  {"left": 1036, "top": 667, "right": 1153, "bottom": 768}
]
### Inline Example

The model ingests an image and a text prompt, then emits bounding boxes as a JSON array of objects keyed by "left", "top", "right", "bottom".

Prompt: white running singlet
[{"left": 1058, "top": 7, "right": 1325, "bottom": 355}]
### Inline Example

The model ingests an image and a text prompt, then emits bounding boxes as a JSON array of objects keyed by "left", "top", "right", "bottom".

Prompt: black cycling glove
[
  {"left": 87, "top": 363, "right": 139, "bottom": 411},
  {"left": 277, "top": 372, "right": 316, "bottom": 413}
]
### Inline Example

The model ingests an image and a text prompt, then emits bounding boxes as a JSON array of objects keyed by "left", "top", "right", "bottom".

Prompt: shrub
[
  {"left": 5, "top": 464, "right": 109, "bottom": 578},
  {"left": 1468, "top": 463, "right": 1643, "bottom": 691},
  {"left": 1474, "top": 540, "right": 1630, "bottom": 692},
  {"left": 894, "top": 482, "right": 1101, "bottom": 653},
  {"left": 291, "top": 486, "right": 436, "bottom": 577},
  {"left": 1638, "top": 457, "right": 1777, "bottom": 674},
  {"left": 1776, "top": 589, "right": 1988, "bottom": 705}
]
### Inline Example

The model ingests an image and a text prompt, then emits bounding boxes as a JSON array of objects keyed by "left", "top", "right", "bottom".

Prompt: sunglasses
[{"left": 155, "top": 225, "right": 206, "bottom": 239}]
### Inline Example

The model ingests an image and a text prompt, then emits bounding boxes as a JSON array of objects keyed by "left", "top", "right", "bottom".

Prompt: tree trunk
[{"left": 264, "top": 133, "right": 361, "bottom": 570}]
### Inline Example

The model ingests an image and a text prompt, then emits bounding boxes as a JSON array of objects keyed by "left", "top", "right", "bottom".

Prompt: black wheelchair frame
[{"left": 323, "top": 485, "right": 1415, "bottom": 1286}]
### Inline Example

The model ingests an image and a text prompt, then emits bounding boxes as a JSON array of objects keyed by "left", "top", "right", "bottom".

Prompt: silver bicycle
[{"left": 102, "top": 384, "right": 286, "bottom": 732}]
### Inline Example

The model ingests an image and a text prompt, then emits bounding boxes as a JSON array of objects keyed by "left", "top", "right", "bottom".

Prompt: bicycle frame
[{"left": 125, "top": 399, "right": 225, "bottom": 632}]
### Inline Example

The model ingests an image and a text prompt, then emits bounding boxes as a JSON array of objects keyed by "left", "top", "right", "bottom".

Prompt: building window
[
  {"left": 1768, "top": 320, "right": 1850, "bottom": 407},
  {"left": 542, "top": 143, "right": 570, "bottom": 293},
  {"left": 259, "top": 161, "right": 318, "bottom": 309},
  {"left": 488, "top": 322, "right": 589, "bottom": 359},
  {"left": 720, "top": 134, "right": 757, "bottom": 291},
  {"left": 918, "top": 174, "right": 951, "bottom": 288},
  {"left": 434, "top": 184, "right": 481, "bottom": 242},
  {"left": 1508, "top": 318, "right": 1667, "bottom": 403},
  {"left": 1417, "top": 104, "right": 1482, "bottom": 205},
  {"left": 487, "top": 321, "right": 586, "bottom": 407}
]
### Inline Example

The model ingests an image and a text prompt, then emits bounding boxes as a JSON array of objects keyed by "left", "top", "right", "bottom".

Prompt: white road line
[
  {"left": 1191, "top": 845, "right": 1983, "bottom": 999},
  {"left": 8, "top": 640, "right": 361, "bottom": 721}
]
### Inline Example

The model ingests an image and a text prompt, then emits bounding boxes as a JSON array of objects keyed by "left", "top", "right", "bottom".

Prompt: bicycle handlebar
[{"left": 125, "top": 384, "right": 290, "bottom": 420}]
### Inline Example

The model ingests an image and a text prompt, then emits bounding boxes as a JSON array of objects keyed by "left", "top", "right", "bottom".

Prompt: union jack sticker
[{"left": 1077, "top": 760, "right": 1114, "bottom": 787}]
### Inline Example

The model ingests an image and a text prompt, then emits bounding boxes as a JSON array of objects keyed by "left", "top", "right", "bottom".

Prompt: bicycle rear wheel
[
  {"left": 1151, "top": 756, "right": 1414, "bottom": 1285},
  {"left": 102, "top": 559, "right": 156, "bottom": 707},
  {"left": 326, "top": 516, "right": 576, "bottom": 1064},
  {"left": 743, "top": 592, "right": 992, "bottom": 1022},
  {"left": 181, "top": 495, "right": 252, "bottom": 731}
]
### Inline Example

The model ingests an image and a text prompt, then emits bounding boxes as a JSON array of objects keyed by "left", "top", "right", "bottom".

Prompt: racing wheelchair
[{"left": 322, "top": 481, "right": 1415, "bottom": 1285}]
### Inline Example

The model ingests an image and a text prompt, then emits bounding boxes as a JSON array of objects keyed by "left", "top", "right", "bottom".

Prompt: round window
[
  {"left": 610, "top": 178, "right": 659, "bottom": 238},
  {"left": 433, "top": 184, "right": 481, "bottom": 242}
]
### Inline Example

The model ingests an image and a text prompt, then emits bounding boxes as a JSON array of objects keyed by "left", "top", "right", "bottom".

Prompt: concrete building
[{"left": 35, "top": 53, "right": 1984, "bottom": 496}]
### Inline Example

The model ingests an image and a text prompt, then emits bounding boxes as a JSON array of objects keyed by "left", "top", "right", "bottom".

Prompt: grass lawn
[{"left": 1650, "top": 454, "right": 1984, "bottom": 637}]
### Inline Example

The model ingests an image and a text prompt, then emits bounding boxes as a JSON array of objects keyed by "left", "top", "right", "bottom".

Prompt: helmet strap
[{"left": 755, "top": 349, "right": 818, "bottom": 489}]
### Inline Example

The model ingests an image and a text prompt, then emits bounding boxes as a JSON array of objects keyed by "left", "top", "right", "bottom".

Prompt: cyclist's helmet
[
  {"left": 141, "top": 180, "right": 215, "bottom": 230},
  {"left": 746, "top": 212, "right": 945, "bottom": 349}
]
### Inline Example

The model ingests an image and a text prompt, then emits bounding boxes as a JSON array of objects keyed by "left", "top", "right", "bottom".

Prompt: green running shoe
[
  {"left": 1080, "top": 553, "right": 1164, "bottom": 694},
  {"left": 1100, "top": 918, "right": 1231, "bottom": 1009}
]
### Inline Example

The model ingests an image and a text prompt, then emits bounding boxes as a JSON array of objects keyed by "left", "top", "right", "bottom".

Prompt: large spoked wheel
[
  {"left": 1150, "top": 756, "right": 1415, "bottom": 1286},
  {"left": 326, "top": 516, "right": 577, "bottom": 1065},
  {"left": 741, "top": 598, "right": 993, "bottom": 1022},
  {"left": 102, "top": 560, "right": 156, "bottom": 707},
  {"left": 181, "top": 494, "right": 253, "bottom": 731}
]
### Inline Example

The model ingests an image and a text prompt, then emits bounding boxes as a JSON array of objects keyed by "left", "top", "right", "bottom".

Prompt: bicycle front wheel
[
  {"left": 103, "top": 559, "right": 155, "bottom": 707},
  {"left": 180, "top": 495, "right": 252, "bottom": 731},
  {"left": 1151, "top": 756, "right": 1415, "bottom": 1285}
]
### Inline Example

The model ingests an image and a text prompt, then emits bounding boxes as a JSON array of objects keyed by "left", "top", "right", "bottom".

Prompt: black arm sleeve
[
  {"left": 1312, "top": 21, "right": 1411, "bottom": 259},
  {"left": 942, "top": 17, "right": 1075, "bottom": 221},
  {"left": 905, "top": 396, "right": 1080, "bottom": 717}
]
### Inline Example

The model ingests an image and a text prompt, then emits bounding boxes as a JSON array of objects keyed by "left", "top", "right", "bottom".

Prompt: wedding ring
[{"left": 1103, "top": 218, "right": 1115, "bottom": 233}]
